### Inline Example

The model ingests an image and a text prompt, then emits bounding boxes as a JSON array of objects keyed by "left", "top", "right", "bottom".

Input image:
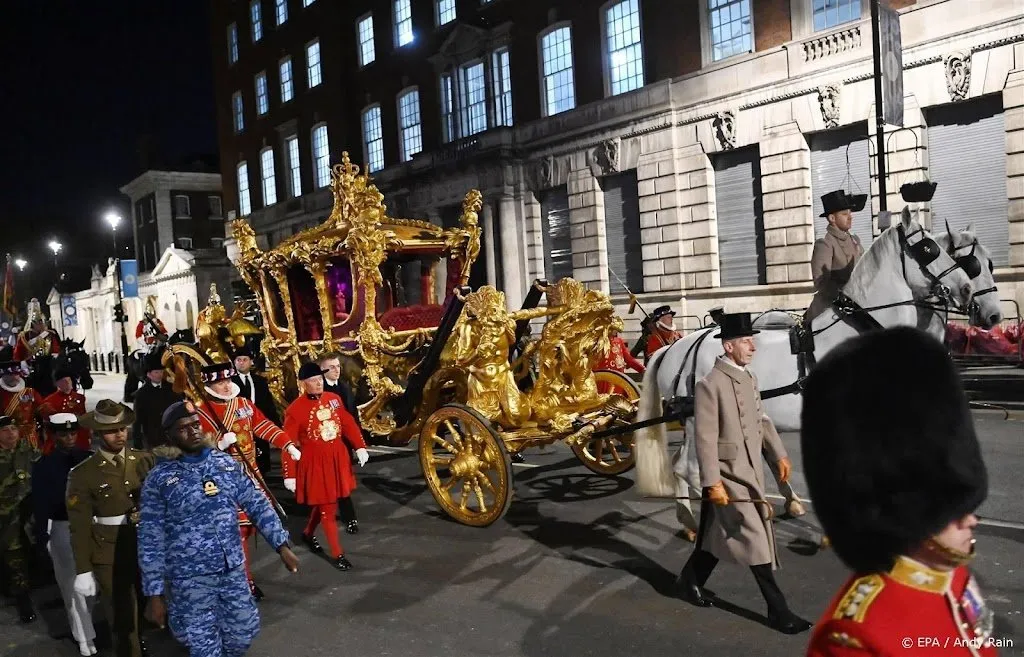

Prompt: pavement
[{"left": 1, "top": 374, "right": 1021, "bottom": 656}]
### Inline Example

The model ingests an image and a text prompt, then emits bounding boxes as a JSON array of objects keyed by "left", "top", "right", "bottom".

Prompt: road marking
[{"left": 978, "top": 517, "right": 1024, "bottom": 531}]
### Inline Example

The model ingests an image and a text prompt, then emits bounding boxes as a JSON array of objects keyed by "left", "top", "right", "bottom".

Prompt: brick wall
[{"left": 754, "top": 0, "right": 792, "bottom": 51}]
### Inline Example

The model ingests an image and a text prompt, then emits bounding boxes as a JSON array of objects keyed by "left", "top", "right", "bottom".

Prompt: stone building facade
[{"left": 214, "top": 0, "right": 1024, "bottom": 340}]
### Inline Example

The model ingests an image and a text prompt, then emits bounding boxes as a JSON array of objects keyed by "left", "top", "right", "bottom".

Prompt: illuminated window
[
  {"left": 237, "top": 162, "right": 252, "bottom": 216},
  {"left": 280, "top": 58, "right": 293, "bottom": 102},
  {"left": 285, "top": 135, "right": 302, "bottom": 197},
  {"left": 362, "top": 106, "right": 384, "bottom": 172},
  {"left": 251, "top": 0, "right": 263, "bottom": 42},
  {"left": 398, "top": 89, "right": 422, "bottom": 162},
  {"left": 604, "top": 0, "right": 644, "bottom": 94},
  {"left": 393, "top": 0, "right": 414, "bottom": 47},
  {"left": 260, "top": 148, "right": 278, "bottom": 206},
  {"left": 491, "top": 48, "right": 512, "bottom": 126},
  {"left": 358, "top": 14, "right": 375, "bottom": 66},
  {"left": 540, "top": 26, "right": 575, "bottom": 116},
  {"left": 436, "top": 0, "right": 456, "bottom": 26},
  {"left": 232, "top": 91, "right": 244, "bottom": 132},
  {"left": 255, "top": 72, "right": 269, "bottom": 115},
  {"left": 306, "top": 40, "right": 322, "bottom": 88},
  {"left": 460, "top": 62, "right": 487, "bottom": 136},
  {"left": 275, "top": 0, "right": 287, "bottom": 25},
  {"left": 312, "top": 124, "right": 330, "bottom": 187},
  {"left": 228, "top": 23, "right": 239, "bottom": 63}
]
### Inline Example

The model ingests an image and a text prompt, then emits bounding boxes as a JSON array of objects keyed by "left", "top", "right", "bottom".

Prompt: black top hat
[
  {"left": 800, "top": 327, "right": 987, "bottom": 573},
  {"left": 651, "top": 306, "right": 675, "bottom": 321},
  {"left": 297, "top": 362, "right": 327, "bottom": 381},
  {"left": 233, "top": 345, "right": 254, "bottom": 359},
  {"left": 0, "top": 415, "right": 14, "bottom": 429},
  {"left": 53, "top": 368, "right": 74, "bottom": 382},
  {"left": 713, "top": 313, "right": 759, "bottom": 340},
  {"left": 201, "top": 362, "right": 236, "bottom": 384},
  {"left": 144, "top": 352, "right": 165, "bottom": 372},
  {"left": 819, "top": 190, "right": 857, "bottom": 218},
  {"left": 0, "top": 361, "right": 22, "bottom": 376}
]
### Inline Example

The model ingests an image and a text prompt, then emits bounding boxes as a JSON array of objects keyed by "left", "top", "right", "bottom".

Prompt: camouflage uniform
[
  {"left": 0, "top": 439, "right": 37, "bottom": 596},
  {"left": 138, "top": 448, "right": 290, "bottom": 657}
]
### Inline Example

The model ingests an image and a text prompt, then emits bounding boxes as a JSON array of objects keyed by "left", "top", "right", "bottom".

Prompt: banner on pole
[
  {"left": 2, "top": 256, "right": 15, "bottom": 319},
  {"left": 61, "top": 295, "right": 78, "bottom": 327},
  {"left": 879, "top": 3, "right": 904, "bottom": 127},
  {"left": 120, "top": 260, "right": 139, "bottom": 298}
]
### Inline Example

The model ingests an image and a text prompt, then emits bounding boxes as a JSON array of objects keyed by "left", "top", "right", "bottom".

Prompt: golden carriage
[{"left": 177, "top": 153, "right": 641, "bottom": 527}]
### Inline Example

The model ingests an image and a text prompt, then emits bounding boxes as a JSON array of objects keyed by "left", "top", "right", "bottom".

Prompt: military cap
[
  {"left": 297, "top": 362, "right": 327, "bottom": 381},
  {"left": 48, "top": 413, "right": 79, "bottom": 431},
  {"left": 161, "top": 400, "right": 199, "bottom": 431}
]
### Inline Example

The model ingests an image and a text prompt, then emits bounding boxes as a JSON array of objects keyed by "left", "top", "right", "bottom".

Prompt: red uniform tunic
[
  {"left": 808, "top": 556, "right": 1000, "bottom": 657},
  {"left": 0, "top": 385, "right": 43, "bottom": 448},
  {"left": 645, "top": 327, "right": 682, "bottom": 359},
  {"left": 195, "top": 395, "right": 293, "bottom": 526},
  {"left": 596, "top": 335, "right": 645, "bottom": 394},
  {"left": 12, "top": 330, "right": 60, "bottom": 362},
  {"left": 281, "top": 392, "right": 366, "bottom": 505},
  {"left": 39, "top": 389, "right": 91, "bottom": 452}
]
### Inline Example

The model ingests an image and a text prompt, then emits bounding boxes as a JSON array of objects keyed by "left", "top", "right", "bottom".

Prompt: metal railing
[{"left": 89, "top": 351, "right": 124, "bottom": 374}]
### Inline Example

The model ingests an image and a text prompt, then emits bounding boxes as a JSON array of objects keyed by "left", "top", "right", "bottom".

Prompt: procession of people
[{"left": 0, "top": 186, "right": 1007, "bottom": 657}]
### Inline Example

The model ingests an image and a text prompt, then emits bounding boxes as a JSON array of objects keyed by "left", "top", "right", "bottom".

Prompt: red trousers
[
  {"left": 303, "top": 503, "right": 343, "bottom": 558},
  {"left": 240, "top": 525, "right": 257, "bottom": 581}
]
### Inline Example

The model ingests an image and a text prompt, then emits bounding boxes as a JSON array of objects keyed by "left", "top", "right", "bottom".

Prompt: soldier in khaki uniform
[
  {"left": 67, "top": 400, "right": 156, "bottom": 657},
  {"left": 675, "top": 313, "right": 812, "bottom": 635},
  {"left": 0, "top": 415, "right": 37, "bottom": 623},
  {"left": 805, "top": 190, "right": 865, "bottom": 323}
]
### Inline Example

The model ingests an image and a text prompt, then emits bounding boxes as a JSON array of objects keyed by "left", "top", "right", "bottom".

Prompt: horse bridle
[
  {"left": 896, "top": 223, "right": 966, "bottom": 312},
  {"left": 943, "top": 219, "right": 997, "bottom": 317}
]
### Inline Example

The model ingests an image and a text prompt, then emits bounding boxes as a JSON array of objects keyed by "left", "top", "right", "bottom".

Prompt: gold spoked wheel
[
  {"left": 571, "top": 370, "right": 640, "bottom": 476},
  {"left": 419, "top": 404, "right": 513, "bottom": 527}
]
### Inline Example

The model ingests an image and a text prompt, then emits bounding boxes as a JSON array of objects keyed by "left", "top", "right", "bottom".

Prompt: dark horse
[
  {"left": 24, "top": 338, "right": 93, "bottom": 397},
  {"left": 123, "top": 328, "right": 199, "bottom": 402}
]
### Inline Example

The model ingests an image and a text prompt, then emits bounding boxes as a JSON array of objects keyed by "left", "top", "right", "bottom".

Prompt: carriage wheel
[
  {"left": 571, "top": 370, "right": 640, "bottom": 476},
  {"left": 419, "top": 404, "right": 514, "bottom": 527}
]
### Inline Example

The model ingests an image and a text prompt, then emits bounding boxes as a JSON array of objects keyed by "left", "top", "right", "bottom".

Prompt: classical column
[
  {"left": 481, "top": 200, "right": 498, "bottom": 288},
  {"left": 497, "top": 193, "right": 526, "bottom": 308}
]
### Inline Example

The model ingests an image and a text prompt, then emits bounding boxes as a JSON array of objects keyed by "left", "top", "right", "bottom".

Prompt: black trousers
[{"left": 682, "top": 499, "right": 791, "bottom": 618}]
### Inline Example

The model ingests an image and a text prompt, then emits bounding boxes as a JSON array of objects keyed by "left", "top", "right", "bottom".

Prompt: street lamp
[
  {"left": 13, "top": 258, "right": 26, "bottom": 272},
  {"left": 47, "top": 240, "right": 64, "bottom": 339},
  {"left": 104, "top": 212, "right": 131, "bottom": 373}
]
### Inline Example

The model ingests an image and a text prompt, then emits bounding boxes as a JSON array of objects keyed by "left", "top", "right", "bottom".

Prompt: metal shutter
[
  {"left": 713, "top": 147, "right": 765, "bottom": 287},
  {"left": 602, "top": 171, "right": 645, "bottom": 293},
  {"left": 927, "top": 96, "right": 1009, "bottom": 267},
  {"left": 809, "top": 124, "right": 873, "bottom": 246},
  {"left": 539, "top": 187, "right": 573, "bottom": 282}
]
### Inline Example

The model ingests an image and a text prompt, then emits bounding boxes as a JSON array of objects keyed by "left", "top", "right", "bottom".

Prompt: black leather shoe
[
  {"left": 301, "top": 533, "right": 323, "bottom": 553},
  {"left": 511, "top": 453, "right": 525, "bottom": 464},
  {"left": 346, "top": 520, "right": 359, "bottom": 534},
  {"left": 16, "top": 594, "right": 36, "bottom": 623},
  {"left": 768, "top": 613, "right": 813, "bottom": 634},
  {"left": 249, "top": 581, "right": 265, "bottom": 602},
  {"left": 674, "top": 574, "right": 714, "bottom": 607},
  {"left": 334, "top": 555, "right": 353, "bottom": 571}
]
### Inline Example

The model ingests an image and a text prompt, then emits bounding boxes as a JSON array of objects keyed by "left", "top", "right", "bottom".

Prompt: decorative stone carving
[
  {"left": 818, "top": 85, "right": 841, "bottom": 129},
  {"left": 712, "top": 111, "right": 737, "bottom": 151},
  {"left": 588, "top": 138, "right": 621, "bottom": 178},
  {"left": 803, "top": 26, "right": 862, "bottom": 62},
  {"left": 537, "top": 156, "right": 554, "bottom": 189},
  {"left": 944, "top": 51, "right": 971, "bottom": 102}
]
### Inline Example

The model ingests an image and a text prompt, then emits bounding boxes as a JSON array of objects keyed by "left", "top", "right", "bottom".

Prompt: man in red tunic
[
  {"left": 196, "top": 362, "right": 301, "bottom": 600},
  {"left": 39, "top": 368, "right": 91, "bottom": 453},
  {"left": 13, "top": 303, "right": 60, "bottom": 370},
  {"left": 802, "top": 328, "right": 997, "bottom": 656},
  {"left": 281, "top": 362, "right": 368, "bottom": 571},
  {"left": 0, "top": 361, "right": 43, "bottom": 448},
  {"left": 596, "top": 320, "right": 645, "bottom": 394},
  {"left": 644, "top": 306, "right": 683, "bottom": 360}
]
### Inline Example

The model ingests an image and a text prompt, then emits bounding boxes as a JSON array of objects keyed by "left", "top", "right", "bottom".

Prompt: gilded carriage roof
[{"left": 230, "top": 151, "right": 479, "bottom": 272}]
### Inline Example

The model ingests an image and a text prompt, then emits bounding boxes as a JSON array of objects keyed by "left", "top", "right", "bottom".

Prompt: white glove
[
  {"left": 355, "top": 448, "right": 369, "bottom": 467},
  {"left": 74, "top": 572, "right": 97, "bottom": 597},
  {"left": 217, "top": 432, "right": 238, "bottom": 450},
  {"left": 283, "top": 478, "right": 296, "bottom": 493},
  {"left": 285, "top": 444, "right": 301, "bottom": 461}
]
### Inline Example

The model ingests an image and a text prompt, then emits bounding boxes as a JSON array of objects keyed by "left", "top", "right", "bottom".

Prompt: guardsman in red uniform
[
  {"left": 13, "top": 300, "right": 60, "bottom": 368},
  {"left": 596, "top": 319, "right": 645, "bottom": 395},
  {"left": 0, "top": 361, "right": 43, "bottom": 448},
  {"left": 195, "top": 362, "right": 301, "bottom": 600},
  {"left": 39, "top": 368, "right": 91, "bottom": 453},
  {"left": 644, "top": 306, "right": 683, "bottom": 360},
  {"left": 802, "top": 327, "right": 998, "bottom": 657},
  {"left": 281, "top": 362, "right": 369, "bottom": 571}
]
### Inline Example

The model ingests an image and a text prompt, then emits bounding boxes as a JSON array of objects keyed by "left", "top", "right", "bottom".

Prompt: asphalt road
[{"left": 1, "top": 375, "right": 1021, "bottom": 656}]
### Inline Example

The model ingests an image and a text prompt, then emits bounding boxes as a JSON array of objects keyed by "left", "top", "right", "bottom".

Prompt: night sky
[{"left": 0, "top": 1, "right": 217, "bottom": 307}]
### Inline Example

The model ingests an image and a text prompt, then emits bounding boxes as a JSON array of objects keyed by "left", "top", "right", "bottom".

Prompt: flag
[
  {"left": 2, "top": 256, "right": 15, "bottom": 319},
  {"left": 61, "top": 295, "right": 78, "bottom": 327},
  {"left": 120, "top": 259, "right": 139, "bottom": 298}
]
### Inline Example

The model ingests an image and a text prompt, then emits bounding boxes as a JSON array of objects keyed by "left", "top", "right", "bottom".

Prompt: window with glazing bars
[
  {"left": 440, "top": 74, "right": 456, "bottom": 142},
  {"left": 260, "top": 148, "right": 277, "bottom": 206},
  {"left": 251, "top": 0, "right": 262, "bottom": 41},
  {"left": 306, "top": 40, "right": 322, "bottom": 87},
  {"left": 605, "top": 0, "right": 644, "bottom": 94},
  {"left": 285, "top": 135, "right": 302, "bottom": 197},
  {"left": 255, "top": 72, "right": 269, "bottom": 115},
  {"left": 228, "top": 23, "right": 239, "bottom": 63},
  {"left": 232, "top": 92, "right": 244, "bottom": 132},
  {"left": 280, "top": 58, "right": 294, "bottom": 102},
  {"left": 358, "top": 14, "right": 375, "bottom": 66},
  {"left": 275, "top": 0, "right": 287, "bottom": 25},
  {"left": 460, "top": 62, "right": 487, "bottom": 136},
  {"left": 812, "top": 0, "right": 861, "bottom": 31},
  {"left": 394, "top": 0, "right": 414, "bottom": 46},
  {"left": 237, "top": 162, "right": 252, "bottom": 215},
  {"left": 436, "top": 0, "right": 456, "bottom": 26},
  {"left": 362, "top": 106, "right": 384, "bottom": 172},
  {"left": 491, "top": 48, "right": 512, "bottom": 126},
  {"left": 541, "top": 27, "right": 575, "bottom": 116},
  {"left": 709, "top": 0, "right": 752, "bottom": 61},
  {"left": 398, "top": 90, "right": 423, "bottom": 162},
  {"left": 312, "top": 124, "right": 330, "bottom": 187}
]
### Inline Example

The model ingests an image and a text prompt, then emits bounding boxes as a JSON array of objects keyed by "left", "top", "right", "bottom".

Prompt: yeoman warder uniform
[
  {"left": 0, "top": 360, "right": 44, "bottom": 449},
  {"left": 802, "top": 328, "right": 997, "bottom": 656}
]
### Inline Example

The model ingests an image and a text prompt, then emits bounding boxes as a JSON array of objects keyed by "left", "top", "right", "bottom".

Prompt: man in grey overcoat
[{"left": 675, "top": 312, "right": 812, "bottom": 635}]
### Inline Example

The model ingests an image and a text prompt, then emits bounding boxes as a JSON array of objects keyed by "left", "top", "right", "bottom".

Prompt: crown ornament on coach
[{"left": 799, "top": 327, "right": 987, "bottom": 573}]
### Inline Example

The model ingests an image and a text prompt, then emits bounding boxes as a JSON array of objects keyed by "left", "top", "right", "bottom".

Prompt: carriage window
[
  {"left": 287, "top": 266, "right": 323, "bottom": 342},
  {"left": 263, "top": 272, "right": 289, "bottom": 331},
  {"left": 325, "top": 257, "right": 353, "bottom": 325}
]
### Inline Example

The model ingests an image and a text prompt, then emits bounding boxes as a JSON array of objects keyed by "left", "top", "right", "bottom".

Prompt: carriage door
[
  {"left": 538, "top": 186, "right": 573, "bottom": 283},
  {"left": 809, "top": 123, "right": 873, "bottom": 246},
  {"left": 712, "top": 147, "right": 765, "bottom": 287},
  {"left": 926, "top": 95, "right": 1009, "bottom": 268}
]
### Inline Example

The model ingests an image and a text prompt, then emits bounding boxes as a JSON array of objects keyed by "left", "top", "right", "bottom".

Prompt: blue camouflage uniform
[{"left": 137, "top": 448, "right": 290, "bottom": 657}]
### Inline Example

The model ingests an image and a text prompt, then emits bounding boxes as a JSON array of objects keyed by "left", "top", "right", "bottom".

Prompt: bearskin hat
[{"left": 800, "top": 327, "right": 987, "bottom": 574}]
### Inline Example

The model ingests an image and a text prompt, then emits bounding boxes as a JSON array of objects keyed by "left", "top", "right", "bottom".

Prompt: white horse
[
  {"left": 633, "top": 208, "right": 1001, "bottom": 530},
  {"left": 923, "top": 220, "right": 1003, "bottom": 335}
]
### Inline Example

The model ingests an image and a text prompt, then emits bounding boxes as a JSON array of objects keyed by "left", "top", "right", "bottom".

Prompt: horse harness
[{"left": 662, "top": 224, "right": 974, "bottom": 418}]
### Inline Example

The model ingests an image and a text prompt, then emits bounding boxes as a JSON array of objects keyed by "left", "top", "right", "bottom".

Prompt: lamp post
[
  {"left": 105, "top": 212, "right": 131, "bottom": 372},
  {"left": 13, "top": 258, "right": 26, "bottom": 272},
  {"left": 47, "top": 240, "right": 64, "bottom": 339}
]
